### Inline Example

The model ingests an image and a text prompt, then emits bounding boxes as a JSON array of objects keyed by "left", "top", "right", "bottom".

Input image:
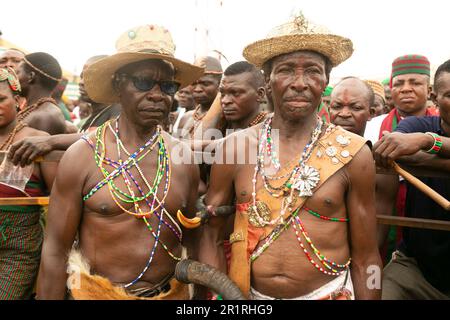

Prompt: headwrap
[
  {"left": 0, "top": 67, "right": 21, "bottom": 94},
  {"left": 365, "top": 80, "right": 385, "bottom": 103},
  {"left": 322, "top": 85, "right": 333, "bottom": 97},
  {"left": 389, "top": 54, "right": 430, "bottom": 88}
]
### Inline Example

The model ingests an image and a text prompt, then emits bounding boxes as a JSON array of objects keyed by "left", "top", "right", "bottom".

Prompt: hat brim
[
  {"left": 84, "top": 52, "right": 204, "bottom": 104},
  {"left": 243, "top": 34, "right": 353, "bottom": 68}
]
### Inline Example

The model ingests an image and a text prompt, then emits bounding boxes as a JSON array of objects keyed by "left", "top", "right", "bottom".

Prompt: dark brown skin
[
  {"left": 374, "top": 72, "right": 450, "bottom": 168},
  {"left": 7, "top": 126, "right": 57, "bottom": 190},
  {"left": 15, "top": 60, "right": 67, "bottom": 135},
  {"left": 37, "top": 60, "right": 199, "bottom": 299},
  {"left": 199, "top": 51, "right": 381, "bottom": 299},
  {"left": 8, "top": 133, "right": 83, "bottom": 167},
  {"left": 0, "top": 81, "right": 57, "bottom": 188},
  {"left": 20, "top": 102, "right": 67, "bottom": 135}
]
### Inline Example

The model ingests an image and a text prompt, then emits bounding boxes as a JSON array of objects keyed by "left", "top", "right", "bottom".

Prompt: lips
[
  {"left": 399, "top": 97, "right": 415, "bottom": 103},
  {"left": 138, "top": 106, "right": 166, "bottom": 116},
  {"left": 334, "top": 120, "right": 354, "bottom": 128},
  {"left": 222, "top": 107, "right": 238, "bottom": 114}
]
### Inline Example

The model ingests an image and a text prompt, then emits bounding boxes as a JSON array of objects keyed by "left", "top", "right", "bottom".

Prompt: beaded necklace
[
  {"left": 84, "top": 131, "right": 182, "bottom": 245},
  {"left": 192, "top": 105, "right": 206, "bottom": 122},
  {"left": 250, "top": 116, "right": 323, "bottom": 226},
  {"left": 82, "top": 119, "right": 182, "bottom": 286},
  {"left": 108, "top": 121, "right": 182, "bottom": 241},
  {"left": 16, "top": 97, "right": 56, "bottom": 123},
  {"left": 0, "top": 122, "right": 27, "bottom": 150},
  {"left": 248, "top": 111, "right": 267, "bottom": 127},
  {"left": 250, "top": 207, "right": 350, "bottom": 276}
]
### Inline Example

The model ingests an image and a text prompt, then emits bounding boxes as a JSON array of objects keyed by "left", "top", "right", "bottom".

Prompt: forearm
[
  {"left": 49, "top": 133, "right": 83, "bottom": 151},
  {"left": 197, "top": 222, "right": 227, "bottom": 273},
  {"left": 37, "top": 251, "right": 69, "bottom": 299},
  {"left": 401, "top": 153, "right": 450, "bottom": 172},
  {"left": 350, "top": 255, "right": 382, "bottom": 300}
]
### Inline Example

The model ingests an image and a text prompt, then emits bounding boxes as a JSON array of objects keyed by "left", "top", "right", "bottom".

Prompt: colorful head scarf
[
  {"left": 0, "top": 67, "right": 21, "bottom": 94},
  {"left": 390, "top": 54, "right": 430, "bottom": 88}
]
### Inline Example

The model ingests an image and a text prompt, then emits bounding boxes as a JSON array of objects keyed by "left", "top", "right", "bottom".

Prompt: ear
[
  {"left": 427, "top": 84, "right": 432, "bottom": 99},
  {"left": 14, "top": 95, "right": 21, "bottom": 111},
  {"left": 28, "top": 71, "right": 36, "bottom": 84},
  {"left": 256, "top": 87, "right": 266, "bottom": 103},
  {"left": 430, "top": 91, "right": 438, "bottom": 106}
]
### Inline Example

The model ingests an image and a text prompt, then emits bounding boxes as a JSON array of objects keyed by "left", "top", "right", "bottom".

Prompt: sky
[{"left": 1, "top": 0, "right": 449, "bottom": 85}]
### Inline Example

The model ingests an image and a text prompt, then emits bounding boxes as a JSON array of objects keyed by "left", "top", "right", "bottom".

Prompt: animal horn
[
  {"left": 175, "top": 259, "right": 245, "bottom": 300},
  {"left": 177, "top": 210, "right": 201, "bottom": 229}
]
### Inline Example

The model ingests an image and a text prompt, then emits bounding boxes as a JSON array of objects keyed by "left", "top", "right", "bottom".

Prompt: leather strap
[{"left": 229, "top": 125, "right": 367, "bottom": 298}]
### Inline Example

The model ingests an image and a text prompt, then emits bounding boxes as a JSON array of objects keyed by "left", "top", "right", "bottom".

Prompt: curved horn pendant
[{"left": 177, "top": 210, "right": 202, "bottom": 229}]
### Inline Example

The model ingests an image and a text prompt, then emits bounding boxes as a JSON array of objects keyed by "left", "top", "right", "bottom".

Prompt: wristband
[{"left": 425, "top": 132, "right": 442, "bottom": 154}]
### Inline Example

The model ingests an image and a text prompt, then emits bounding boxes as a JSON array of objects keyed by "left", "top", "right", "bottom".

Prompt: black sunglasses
[{"left": 119, "top": 74, "right": 180, "bottom": 95}]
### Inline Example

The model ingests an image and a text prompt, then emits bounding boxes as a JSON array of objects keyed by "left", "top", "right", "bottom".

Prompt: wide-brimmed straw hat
[
  {"left": 243, "top": 14, "right": 353, "bottom": 68},
  {"left": 84, "top": 24, "right": 204, "bottom": 104},
  {"left": 193, "top": 56, "right": 223, "bottom": 75}
]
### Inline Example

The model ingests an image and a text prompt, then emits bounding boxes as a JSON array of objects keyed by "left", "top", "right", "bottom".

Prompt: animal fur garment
[{"left": 67, "top": 250, "right": 189, "bottom": 300}]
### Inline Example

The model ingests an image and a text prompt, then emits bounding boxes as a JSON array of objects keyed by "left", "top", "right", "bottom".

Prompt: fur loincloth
[{"left": 67, "top": 250, "right": 189, "bottom": 300}]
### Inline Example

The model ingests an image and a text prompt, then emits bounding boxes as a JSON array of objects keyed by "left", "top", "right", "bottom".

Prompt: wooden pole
[
  {"left": 0, "top": 197, "right": 49, "bottom": 206},
  {"left": 393, "top": 162, "right": 450, "bottom": 211}
]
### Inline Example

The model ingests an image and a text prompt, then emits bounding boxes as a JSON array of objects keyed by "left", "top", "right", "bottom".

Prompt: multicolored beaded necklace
[
  {"left": 250, "top": 115, "right": 323, "bottom": 226},
  {"left": 250, "top": 207, "right": 350, "bottom": 276},
  {"left": 82, "top": 119, "right": 182, "bottom": 287},
  {"left": 249, "top": 115, "right": 350, "bottom": 276}
]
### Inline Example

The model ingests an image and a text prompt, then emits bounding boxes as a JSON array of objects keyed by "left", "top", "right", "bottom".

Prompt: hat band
[{"left": 117, "top": 41, "right": 175, "bottom": 56}]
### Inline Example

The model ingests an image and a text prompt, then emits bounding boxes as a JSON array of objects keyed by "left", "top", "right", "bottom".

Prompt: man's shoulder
[
  {"left": 328, "top": 125, "right": 367, "bottom": 148},
  {"left": 396, "top": 116, "right": 441, "bottom": 133}
]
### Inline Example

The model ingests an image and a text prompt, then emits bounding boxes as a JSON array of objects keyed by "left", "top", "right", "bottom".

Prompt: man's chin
[
  {"left": 396, "top": 104, "right": 424, "bottom": 115},
  {"left": 336, "top": 124, "right": 355, "bottom": 132}
]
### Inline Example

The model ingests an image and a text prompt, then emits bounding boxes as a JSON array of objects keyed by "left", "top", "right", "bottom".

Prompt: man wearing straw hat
[
  {"left": 373, "top": 59, "right": 450, "bottom": 299},
  {"left": 36, "top": 25, "right": 202, "bottom": 300},
  {"left": 198, "top": 14, "right": 381, "bottom": 300},
  {"left": 365, "top": 80, "right": 386, "bottom": 118}
]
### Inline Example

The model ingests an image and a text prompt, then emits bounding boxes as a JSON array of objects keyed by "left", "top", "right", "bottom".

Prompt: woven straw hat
[
  {"left": 243, "top": 14, "right": 353, "bottom": 68},
  {"left": 365, "top": 80, "right": 386, "bottom": 102},
  {"left": 84, "top": 24, "right": 204, "bottom": 104},
  {"left": 193, "top": 56, "right": 223, "bottom": 75}
]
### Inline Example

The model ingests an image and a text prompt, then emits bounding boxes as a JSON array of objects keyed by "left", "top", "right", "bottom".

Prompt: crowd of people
[{"left": 0, "top": 14, "right": 449, "bottom": 300}]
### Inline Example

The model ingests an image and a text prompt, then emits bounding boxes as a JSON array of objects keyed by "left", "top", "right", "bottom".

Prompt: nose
[
  {"left": 145, "top": 84, "right": 163, "bottom": 101},
  {"left": 221, "top": 93, "right": 232, "bottom": 106},
  {"left": 193, "top": 84, "right": 203, "bottom": 94},
  {"left": 399, "top": 82, "right": 413, "bottom": 92},
  {"left": 339, "top": 106, "right": 352, "bottom": 118},
  {"left": 289, "top": 72, "right": 308, "bottom": 92}
]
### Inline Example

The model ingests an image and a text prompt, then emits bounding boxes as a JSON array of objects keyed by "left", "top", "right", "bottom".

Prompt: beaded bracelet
[{"left": 425, "top": 132, "right": 443, "bottom": 154}]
